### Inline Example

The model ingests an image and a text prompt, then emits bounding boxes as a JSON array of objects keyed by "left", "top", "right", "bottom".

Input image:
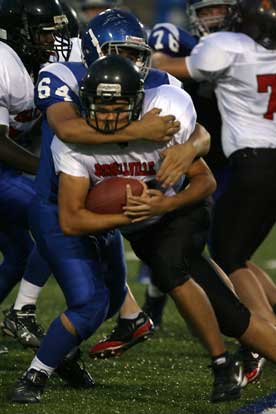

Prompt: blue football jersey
[
  {"left": 34, "top": 62, "right": 181, "bottom": 202},
  {"left": 148, "top": 23, "right": 198, "bottom": 57}
]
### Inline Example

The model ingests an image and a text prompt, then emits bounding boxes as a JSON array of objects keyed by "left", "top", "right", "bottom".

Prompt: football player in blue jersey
[
  {"left": 7, "top": 9, "right": 213, "bottom": 403},
  {"left": 4, "top": 7, "right": 211, "bottom": 352}
]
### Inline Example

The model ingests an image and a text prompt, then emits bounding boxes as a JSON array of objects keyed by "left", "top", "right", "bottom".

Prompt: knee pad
[
  {"left": 149, "top": 251, "right": 191, "bottom": 293},
  {"left": 65, "top": 288, "right": 110, "bottom": 340},
  {"left": 190, "top": 255, "right": 251, "bottom": 338},
  {"left": 216, "top": 303, "right": 251, "bottom": 338},
  {"left": 212, "top": 253, "right": 247, "bottom": 275}
]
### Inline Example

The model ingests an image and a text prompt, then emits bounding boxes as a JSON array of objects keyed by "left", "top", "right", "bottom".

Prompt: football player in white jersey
[
  {"left": 10, "top": 54, "right": 244, "bottom": 404},
  {"left": 16, "top": 54, "right": 276, "bottom": 405},
  {"left": 152, "top": 0, "right": 276, "bottom": 337},
  {"left": 0, "top": 0, "right": 72, "bottom": 354},
  {"left": 146, "top": 0, "right": 270, "bottom": 385}
]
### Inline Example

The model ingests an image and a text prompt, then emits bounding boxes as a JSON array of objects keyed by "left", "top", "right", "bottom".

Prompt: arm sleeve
[
  {"left": 35, "top": 66, "right": 79, "bottom": 113},
  {"left": 51, "top": 137, "right": 89, "bottom": 178},
  {"left": 0, "top": 106, "right": 9, "bottom": 127},
  {"left": 186, "top": 34, "right": 235, "bottom": 82},
  {"left": 149, "top": 23, "right": 198, "bottom": 57},
  {"left": 0, "top": 61, "right": 10, "bottom": 126},
  {"left": 151, "top": 85, "right": 196, "bottom": 145}
]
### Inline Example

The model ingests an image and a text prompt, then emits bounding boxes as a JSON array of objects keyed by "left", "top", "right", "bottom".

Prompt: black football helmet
[
  {"left": 234, "top": 0, "right": 276, "bottom": 49},
  {"left": 60, "top": 1, "right": 80, "bottom": 38},
  {"left": 0, "top": 0, "right": 71, "bottom": 70},
  {"left": 80, "top": 55, "right": 144, "bottom": 134}
]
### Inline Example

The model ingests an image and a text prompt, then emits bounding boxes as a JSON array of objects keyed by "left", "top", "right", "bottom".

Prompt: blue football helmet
[
  {"left": 187, "top": 0, "right": 236, "bottom": 37},
  {"left": 81, "top": 9, "right": 152, "bottom": 79},
  {"left": 81, "top": 0, "right": 122, "bottom": 10}
]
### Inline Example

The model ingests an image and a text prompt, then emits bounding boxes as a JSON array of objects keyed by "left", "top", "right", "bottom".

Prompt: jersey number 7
[{"left": 257, "top": 74, "right": 276, "bottom": 120}]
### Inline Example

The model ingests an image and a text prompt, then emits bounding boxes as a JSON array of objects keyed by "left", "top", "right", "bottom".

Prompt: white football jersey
[
  {"left": 0, "top": 41, "right": 40, "bottom": 139},
  {"left": 53, "top": 37, "right": 82, "bottom": 63},
  {"left": 51, "top": 84, "right": 196, "bottom": 231},
  {"left": 68, "top": 37, "right": 82, "bottom": 63},
  {"left": 186, "top": 32, "right": 276, "bottom": 157}
]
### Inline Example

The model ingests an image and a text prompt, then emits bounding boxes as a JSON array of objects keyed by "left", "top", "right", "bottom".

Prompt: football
[{"left": 86, "top": 177, "right": 144, "bottom": 214}]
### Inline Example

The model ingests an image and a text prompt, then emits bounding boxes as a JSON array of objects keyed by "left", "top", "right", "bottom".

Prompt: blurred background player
[
  {"left": 151, "top": 0, "right": 276, "bottom": 383},
  {"left": 80, "top": 0, "right": 123, "bottom": 24}
]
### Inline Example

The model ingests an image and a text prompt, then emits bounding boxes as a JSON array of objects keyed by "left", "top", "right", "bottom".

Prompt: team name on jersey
[{"left": 95, "top": 161, "right": 156, "bottom": 177}]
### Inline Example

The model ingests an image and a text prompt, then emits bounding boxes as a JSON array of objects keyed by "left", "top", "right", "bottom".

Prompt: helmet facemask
[
  {"left": 83, "top": 88, "right": 144, "bottom": 134},
  {"left": 26, "top": 14, "right": 71, "bottom": 64},
  {"left": 102, "top": 42, "right": 152, "bottom": 80},
  {"left": 188, "top": 1, "right": 236, "bottom": 36}
]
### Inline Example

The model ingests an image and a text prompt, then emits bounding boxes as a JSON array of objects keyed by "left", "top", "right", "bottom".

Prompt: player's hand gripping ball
[{"left": 86, "top": 177, "right": 144, "bottom": 214}]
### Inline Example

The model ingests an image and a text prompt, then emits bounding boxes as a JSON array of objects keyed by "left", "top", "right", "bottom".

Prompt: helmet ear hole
[{"left": 80, "top": 55, "right": 144, "bottom": 134}]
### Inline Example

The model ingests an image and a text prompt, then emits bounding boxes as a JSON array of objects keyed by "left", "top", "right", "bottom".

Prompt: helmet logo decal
[
  {"left": 125, "top": 35, "right": 144, "bottom": 44},
  {"left": 88, "top": 28, "right": 105, "bottom": 58},
  {"left": 96, "top": 83, "right": 122, "bottom": 96},
  {"left": 53, "top": 14, "right": 68, "bottom": 27}
]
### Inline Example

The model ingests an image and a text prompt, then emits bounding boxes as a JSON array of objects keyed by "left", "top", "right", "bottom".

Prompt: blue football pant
[
  {"left": 29, "top": 197, "right": 127, "bottom": 339},
  {"left": 0, "top": 169, "right": 50, "bottom": 303}
]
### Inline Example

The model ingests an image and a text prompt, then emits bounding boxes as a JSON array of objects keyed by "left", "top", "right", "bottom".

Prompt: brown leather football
[{"left": 86, "top": 177, "right": 144, "bottom": 214}]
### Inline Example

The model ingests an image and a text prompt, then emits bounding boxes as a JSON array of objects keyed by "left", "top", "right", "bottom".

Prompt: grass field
[{"left": 1, "top": 229, "right": 276, "bottom": 414}]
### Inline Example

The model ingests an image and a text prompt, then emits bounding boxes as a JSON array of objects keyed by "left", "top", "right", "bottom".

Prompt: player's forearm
[
  {"left": 0, "top": 130, "right": 39, "bottom": 175},
  {"left": 189, "top": 123, "right": 211, "bottom": 157},
  {"left": 152, "top": 53, "right": 190, "bottom": 79},
  {"left": 59, "top": 208, "right": 130, "bottom": 236},
  {"left": 52, "top": 117, "right": 148, "bottom": 145},
  {"left": 166, "top": 172, "right": 216, "bottom": 212}
]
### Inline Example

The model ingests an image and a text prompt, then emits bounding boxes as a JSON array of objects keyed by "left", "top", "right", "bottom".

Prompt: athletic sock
[
  {"left": 29, "top": 356, "right": 55, "bottom": 377},
  {"left": 148, "top": 284, "right": 166, "bottom": 299},
  {"left": 121, "top": 312, "right": 140, "bottom": 320},
  {"left": 14, "top": 279, "right": 42, "bottom": 310},
  {"left": 212, "top": 351, "right": 229, "bottom": 366}
]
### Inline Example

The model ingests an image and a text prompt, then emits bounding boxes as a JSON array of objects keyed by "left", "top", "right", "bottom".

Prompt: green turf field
[{"left": 1, "top": 228, "right": 276, "bottom": 414}]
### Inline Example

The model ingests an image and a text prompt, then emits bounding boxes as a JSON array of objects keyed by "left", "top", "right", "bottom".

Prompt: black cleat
[
  {"left": 9, "top": 369, "right": 48, "bottom": 403},
  {"left": 235, "top": 346, "right": 266, "bottom": 387},
  {"left": 142, "top": 291, "right": 167, "bottom": 329},
  {"left": 210, "top": 356, "right": 243, "bottom": 403},
  {"left": 89, "top": 312, "right": 154, "bottom": 358},
  {"left": 55, "top": 347, "right": 95, "bottom": 388},
  {"left": 1, "top": 305, "right": 44, "bottom": 349}
]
